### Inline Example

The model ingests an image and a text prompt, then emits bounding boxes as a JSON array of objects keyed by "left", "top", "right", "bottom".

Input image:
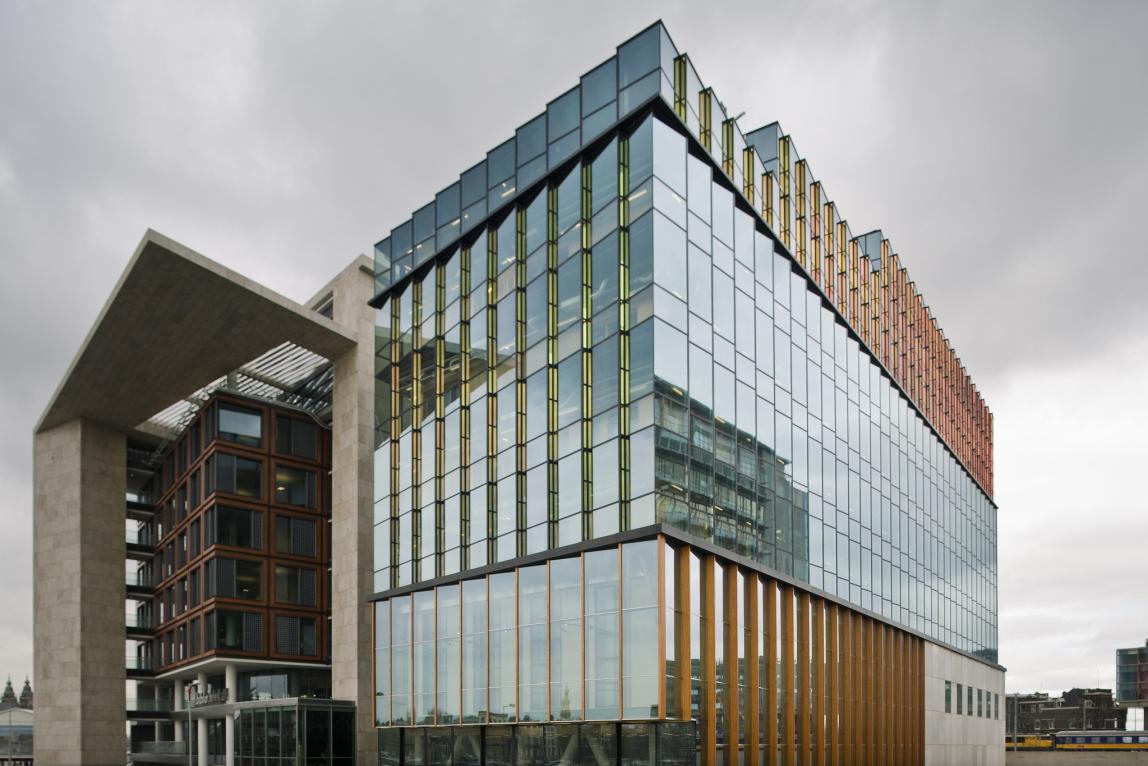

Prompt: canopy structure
[{"left": 35, "top": 229, "right": 356, "bottom": 436}]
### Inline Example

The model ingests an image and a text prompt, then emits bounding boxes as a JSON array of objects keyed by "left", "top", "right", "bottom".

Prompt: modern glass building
[
  {"left": 368, "top": 21, "right": 1002, "bottom": 766},
  {"left": 1117, "top": 641, "right": 1148, "bottom": 706}
]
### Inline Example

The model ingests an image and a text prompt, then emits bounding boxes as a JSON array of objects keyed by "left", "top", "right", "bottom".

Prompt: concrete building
[
  {"left": 1006, "top": 689, "right": 1126, "bottom": 737},
  {"left": 33, "top": 233, "right": 378, "bottom": 765}
]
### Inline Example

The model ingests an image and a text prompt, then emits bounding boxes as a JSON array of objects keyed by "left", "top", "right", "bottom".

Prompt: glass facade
[
  {"left": 233, "top": 700, "right": 355, "bottom": 765},
  {"left": 375, "top": 540, "right": 661, "bottom": 727},
  {"left": 1117, "top": 644, "right": 1148, "bottom": 704},
  {"left": 377, "top": 721, "right": 694, "bottom": 766},
  {"left": 374, "top": 538, "right": 929, "bottom": 764},
  {"left": 372, "top": 106, "right": 996, "bottom": 662}
]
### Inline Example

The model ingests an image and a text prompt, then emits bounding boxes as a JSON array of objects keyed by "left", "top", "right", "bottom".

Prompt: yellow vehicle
[{"left": 1006, "top": 734, "right": 1052, "bottom": 750}]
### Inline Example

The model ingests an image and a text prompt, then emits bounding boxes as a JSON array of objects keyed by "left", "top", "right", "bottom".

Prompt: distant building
[
  {"left": 1118, "top": 640, "right": 1148, "bottom": 705},
  {"left": 16, "top": 680, "right": 30, "bottom": 711},
  {"left": 0, "top": 679, "right": 33, "bottom": 765},
  {"left": 1007, "top": 688, "right": 1125, "bottom": 735},
  {"left": 0, "top": 677, "right": 32, "bottom": 712}
]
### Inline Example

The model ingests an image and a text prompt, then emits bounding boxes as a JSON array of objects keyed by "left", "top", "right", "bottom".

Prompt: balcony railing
[
  {"left": 126, "top": 522, "right": 155, "bottom": 547},
  {"left": 126, "top": 654, "right": 155, "bottom": 671},
  {"left": 135, "top": 741, "right": 188, "bottom": 754},
  {"left": 125, "top": 613, "right": 154, "bottom": 630},
  {"left": 127, "top": 698, "right": 174, "bottom": 712},
  {"left": 125, "top": 571, "right": 155, "bottom": 588}
]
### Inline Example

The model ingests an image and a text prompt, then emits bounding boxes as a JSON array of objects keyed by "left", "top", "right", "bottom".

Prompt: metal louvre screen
[
  {"left": 276, "top": 615, "right": 300, "bottom": 654},
  {"left": 243, "top": 612, "right": 263, "bottom": 652},
  {"left": 292, "top": 518, "right": 316, "bottom": 556},
  {"left": 218, "top": 558, "right": 236, "bottom": 598},
  {"left": 300, "top": 568, "right": 316, "bottom": 606}
]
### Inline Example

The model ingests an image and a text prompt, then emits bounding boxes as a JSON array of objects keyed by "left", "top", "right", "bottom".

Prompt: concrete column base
[{"left": 32, "top": 419, "right": 126, "bottom": 766}]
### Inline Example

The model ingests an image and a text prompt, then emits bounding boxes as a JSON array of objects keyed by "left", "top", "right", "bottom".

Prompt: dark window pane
[
  {"left": 275, "top": 465, "right": 316, "bottom": 507},
  {"left": 276, "top": 415, "right": 318, "bottom": 460},
  {"left": 218, "top": 404, "right": 262, "bottom": 447}
]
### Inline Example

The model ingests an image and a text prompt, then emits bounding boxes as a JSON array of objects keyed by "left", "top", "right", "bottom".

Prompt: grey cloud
[{"left": 1, "top": 0, "right": 1145, "bottom": 692}]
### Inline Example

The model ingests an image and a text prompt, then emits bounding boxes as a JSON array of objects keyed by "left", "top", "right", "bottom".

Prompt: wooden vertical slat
[
  {"left": 855, "top": 614, "right": 864, "bottom": 766},
  {"left": 765, "top": 579, "right": 779, "bottom": 765},
  {"left": 782, "top": 585, "right": 795, "bottom": 766},
  {"left": 850, "top": 611, "right": 861, "bottom": 766},
  {"left": 798, "top": 592, "right": 810, "bottom": 765},
  {"left": 658, "top": 536, "right": 666, "bottom": 720},
  {"left": 900, "top": 633, "right": 909, "bottom": 762},
  {"left": 908, "top": 636, "right": 917, "bottom": 766},
  {"left": 725, "top": 567, "right": 739, "bottom": 766},
  {"left": 839, "top": 607, "right": 851, "bottom": 766},
  {"left": 875, "top": 619, "right": 884, "bottom": 766},
  {"left": 916, "top": 638, "right": 925, "bottom": 766},
  {"left": 879, "top": 621, "right": 888, "bottom": 766},
  {"left": 831, "top": 606, "right": 840, "bottom": 762},
  {"left": 675, "top": 546, "right": 691, "bottom": 722},
  {"left": 878, "top": 622, "right": 887, "bottom": 766},
  {"left": 891, "top": 630, "right": 899, "bottom": 766},
  {"left": 863, "top": 615, "right": 872, "bottom": 766},
  {"left": 907, "top": 635, "right": 915, "bottom": 766},
  {"left": 702, "top": 555, "right": 717, "bottom": 764},
  {"left": 813, "top": 598, "right": 826, "bottom": 766},
  {"left": 745, "top": 575, "right": 760, "bottom": 766},
  {"left": 884, "top": 626, "right": 893, "bottom": 765}
]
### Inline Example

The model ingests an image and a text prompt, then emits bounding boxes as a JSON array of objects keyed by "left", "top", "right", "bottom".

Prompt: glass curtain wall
[
  {"left": 374, "top": 110, "right": 996, "bottom": 661},
  {"left": 374, "top": 537, "right": 929, "bottom": 765}
]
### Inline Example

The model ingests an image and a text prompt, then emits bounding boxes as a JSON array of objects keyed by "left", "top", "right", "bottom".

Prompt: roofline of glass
[
  {"left": 367, "top": 21, "right": 994, "bottom": 505},
  {"left": 370, "top": 21, "right": 680, "bottom": 301}
]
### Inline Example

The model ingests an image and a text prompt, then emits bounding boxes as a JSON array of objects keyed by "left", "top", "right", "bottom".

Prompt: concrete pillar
[
  {"left": 33, "top": 418, "right": 126, "bottom": 766},
  {"left": 196, "top": 672, "right": 208, "bottom": 766},
  {"left": 327, "top": 258, "right": 378, "bottom": 765},
  {"left": 225, "top": 664, "right": 237, "bottom": 766},
  {"left": 173, "top": 679, "right": 184, "bottom": 742}
]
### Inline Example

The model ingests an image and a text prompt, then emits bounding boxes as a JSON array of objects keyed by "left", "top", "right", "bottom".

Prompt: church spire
[
  {"left": 18, "top": 676, "right": 32, "bottom": 709},
  {"left": 0, "top": 677, "right": 15, "bottom": 708}
]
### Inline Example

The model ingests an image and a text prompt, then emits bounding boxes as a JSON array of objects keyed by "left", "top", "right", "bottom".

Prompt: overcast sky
[{"left": 2, "top": 0, "right": 1145, "bottom": 696}]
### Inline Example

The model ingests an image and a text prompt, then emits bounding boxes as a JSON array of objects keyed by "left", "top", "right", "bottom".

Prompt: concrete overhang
[{"left": 36, "top": 229, "right": 357, "bottom": 435}]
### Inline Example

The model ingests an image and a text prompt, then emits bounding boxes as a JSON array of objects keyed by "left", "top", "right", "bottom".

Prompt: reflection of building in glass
[
  {"left": 369, "top": 21, "right": 1002, "bottom": 766},
  {"left": 1118, "top": 641, "right": 1148, "bottom": 705}
]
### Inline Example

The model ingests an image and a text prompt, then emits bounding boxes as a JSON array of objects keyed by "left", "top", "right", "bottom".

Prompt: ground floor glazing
[{"left": 377, "top": 720, "right": 695, "bottom": 765}]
